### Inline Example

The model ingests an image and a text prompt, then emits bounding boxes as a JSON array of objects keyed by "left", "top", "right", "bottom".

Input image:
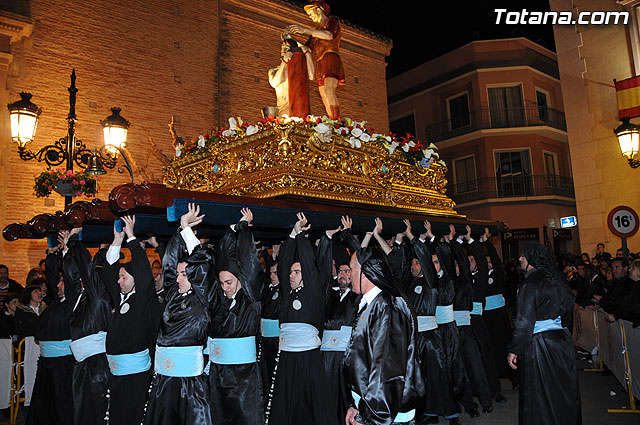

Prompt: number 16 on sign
[{"left": 607, "top": 206, "right": 639, "bottom": 259}]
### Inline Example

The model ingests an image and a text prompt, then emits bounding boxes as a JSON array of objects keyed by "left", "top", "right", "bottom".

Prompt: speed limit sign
[{"left": 607, "top": 206, "right": 639, "bottom": 238}]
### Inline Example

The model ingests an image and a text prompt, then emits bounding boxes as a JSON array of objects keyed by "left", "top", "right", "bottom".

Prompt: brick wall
[{"left": 0, "top": 0, "right": 391, "bottom": 282}]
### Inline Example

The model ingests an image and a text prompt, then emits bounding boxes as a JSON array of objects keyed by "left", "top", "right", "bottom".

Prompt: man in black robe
[
  {"left": 268, "top": 212, "right": 336, "bottom": 425},
  {"left": 321, "top": 216, "right": 359, "bottom": 424},
  {"left": 26, "top": 234, "right": 75, "bottom": 425},
  {"left": 404, "top": 220, "right": 462, "bottom": 425},
  {"left": 466, "top": 237, "right": 505, "bottom": 403},
  {"left": 144, "top": 203, "right": 213, "bottom": 425},
  {"left": 64, "top": 227, "right": 112, "bottom": 425},
  {"left": 344, "top": 246, "right": 424, "bottom": 425},
  {"left": 508, "top": 244, "right": 581, "bottom": 425},
  {"left": 446, "top": 225, "right": 492, "bottom": 418},
  {"left": 101, "top": 215, "right": 160, "bottom": 425},
  {"left": 259, "top": 251, "right": 281, "bottom": 403},
  {"left": 208, "top": 208, "right": 264, "bottom": 425},
  {"left": 480, "top": 228, "right": 516, "bottom": 389}
]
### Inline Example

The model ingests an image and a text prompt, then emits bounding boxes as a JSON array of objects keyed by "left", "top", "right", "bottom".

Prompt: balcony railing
[
  {"left": 446, "top": 174, "right": 575, "bottom": 205},
  {"left": 426, "top": 104, "right": 566, "bottom": 143}
]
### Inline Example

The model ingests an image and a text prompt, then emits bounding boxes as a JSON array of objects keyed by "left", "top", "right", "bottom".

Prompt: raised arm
[
  {"left": 234, "top": 208, "right": 262, "bottom": 303},
  {"left": 372, "top": 218, "right": 392, "bottom": 256},
  {"left": 293, "top": 213, "right": 321, "bottom": 292},
  {"left": 337, "top": 215, "right": 360, "bottom": 254},
  {"left": 123, "top": 216, "right": 155, "bottom": 302},
  {"left": 102, "top": 220, "right": 126, "bottom": 305}
]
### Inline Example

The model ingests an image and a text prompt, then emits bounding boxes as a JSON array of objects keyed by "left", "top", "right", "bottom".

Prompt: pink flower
[
  {"left": 66, "top": 170, "right": 74, "bottom": 177},
  {"left": 80, "top": 180, "right": 86, "bottom": 185},
  {"left": 72, "top": 180, "right": 78, "bottom": 185},
  {"left": 75, "top": 191, "right": 82, "bottom": 196}
]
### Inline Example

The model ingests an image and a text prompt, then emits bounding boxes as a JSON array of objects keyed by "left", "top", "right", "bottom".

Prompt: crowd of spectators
[{"left": 500, "top": 243, "right": 640, "bottom": 328}]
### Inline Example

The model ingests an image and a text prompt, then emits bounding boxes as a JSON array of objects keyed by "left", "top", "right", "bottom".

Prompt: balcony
[
  {"left": 447, "top": 174, "right": 575, "bottom": 206},
  {"left": 425, "top": 103, "right": 566, "bottom": 143}
]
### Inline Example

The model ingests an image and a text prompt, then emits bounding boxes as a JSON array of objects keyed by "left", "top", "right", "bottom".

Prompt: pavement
[
  {"left": 2, "top": 356, "right": 639, "bottom": 425},
  {"left": 447, "top": 356, "right": 639, "bottom": 425}
]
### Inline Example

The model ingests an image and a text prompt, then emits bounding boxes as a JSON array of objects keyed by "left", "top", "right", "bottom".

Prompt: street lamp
[
  {"left": 614, "top": 117, "right": 640, "bottom": 168},
  {"left": 6, "top": 69, "right": 134, "bottom": 207}
]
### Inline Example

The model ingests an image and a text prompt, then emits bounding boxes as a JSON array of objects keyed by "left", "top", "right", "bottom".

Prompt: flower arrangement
[
  {"left": 33, "top": 168, "right": 99, "bottom": 198},
  {"left": 173, "top": 115, "right": 445, "bottom": 169}
]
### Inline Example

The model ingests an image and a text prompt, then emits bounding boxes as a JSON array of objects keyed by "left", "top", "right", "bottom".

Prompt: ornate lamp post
[
  {"left": 7, "top": 69, "right": 134, "bottom": 207},
  {"left": 614, "top": 117, "right": 640, "bottom": 169}
]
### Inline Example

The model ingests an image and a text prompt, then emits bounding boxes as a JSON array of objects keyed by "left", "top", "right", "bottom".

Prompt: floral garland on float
[{"left": 172, "top": 115, "right": 445, "bottom": 169}]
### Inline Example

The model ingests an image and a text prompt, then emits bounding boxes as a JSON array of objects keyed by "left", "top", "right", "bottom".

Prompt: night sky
[{"left": 329, "top": 1, "right": 556, "bottom": 78}]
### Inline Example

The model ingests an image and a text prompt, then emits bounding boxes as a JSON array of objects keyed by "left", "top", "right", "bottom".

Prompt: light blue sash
[
  {"left": 454, "top": 310, "right": 471, "bottom": 327},
  {"left": 417, "top": 315, "right": 437, "bottom": 332},
  {"left": 279, "top": 322, "right": 321, "bottom": 352},
  {"left": 154, "top": 345, "right": 204, "bottom": 377},
  {"left": 484, "top": 294, "right": 506, "bottom": 311},
  {"left": 435, "top": 304, "right": 454, "bottom": 324},
  {"left": 40, "top": 339, "right": 72, "bottom": 358},
  {"left": 320, "top": 326, "right": 353, "bottom": 352},
  {"left": 209, "top": 336, "right": 257, "bottom": 365},
  {"left": 261, "top": 318, "right": 280, "bottom": 338},
  {"left": 107, "top": 349, "right": 151, "bottom": 376},
  {"left": 533, "top": 316, "right": 563, "bottom": 334},
  {"left": 352, "top": 391, "right": 415, "bottom": 423},
  {"left": 470, "top": 302, "right": 483, "bottom": 316},
  {"left": 70, "top": 331, "right": 107, "bottom": 362}
]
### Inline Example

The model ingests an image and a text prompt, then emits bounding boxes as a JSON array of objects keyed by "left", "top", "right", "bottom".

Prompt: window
[
  {"left": 536, "top": 89, "right": 550, "bottom": 122},
  {"left": 453, "top": 156, "right": 477, "bottom": 193},
  {"left": 488, "top": 86, "right": 525, "bottom": 128},
  {"left": 390, "top": 113, "right": 416, "bottom": 138},
  {"left": 494, "top": 150, "right": 532, "bottom": 196},
  {"left": 544, "top": 151, "right": 558, "bottom": 187},
  {"left": 447, "top": 93, "right": 470, "bottom": 130}
]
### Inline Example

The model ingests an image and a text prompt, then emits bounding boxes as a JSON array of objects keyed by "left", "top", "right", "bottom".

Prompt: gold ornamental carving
[{"left": 163, "top": 124, "right": 462, "bottom": 217}]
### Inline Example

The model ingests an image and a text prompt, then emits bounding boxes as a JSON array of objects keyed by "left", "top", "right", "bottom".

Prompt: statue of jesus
[{"left": 287, "top": 1, "right": 345, "bottom": 120}]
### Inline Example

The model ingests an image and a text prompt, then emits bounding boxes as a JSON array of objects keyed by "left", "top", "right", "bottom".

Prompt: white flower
[
  {"left": 198, "top": 135, "right": 205, "bottom": 148},
  {"left": 315, "top": 123, "right": 331, "bottom": 135},
  {"left": 222, "top": 129, "right": 234, "bottom": 137},
  {"left": 335, "top": 127, "right": 349, "bottom": 136},
  {"left": 175, "top": 144, "right": 182, "bottom": 157},
  {"left": 228, "top": 117, "right": 238, "bottom": 130},
  {"left": 388, "top": 141, "right": 399, "bottom": 154},
  {"left": 428, "top": 143, "right": 437, "bottom": 149},
  {"left": 246, "top": 125, "right": 258, "bottom": 136},
  {"left": 359, "top": 132, "right": 371, "bottom": 142},
  {"left": 351, "top": 127, "right": 363, "bottom": 138},
  {"left": 349, "top": 137, "right": 362, "bottom": 149},
  {"left": 424, "top": 148, "right": 434, "bottom": 158},
  {"left": 385, "top": 135, "right": 392, "bottom": 142},
  {"left": 401, "top": 143, "right": 410, "bottom": 152},
  {"left": 408, "top": 140, "right": 416, "bottom": 147}
]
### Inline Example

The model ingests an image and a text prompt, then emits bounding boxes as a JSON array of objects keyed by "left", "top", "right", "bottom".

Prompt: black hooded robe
[
  {"left": 268, "top": 232, "right": 336, "bottom": 425},
  {"left": 65, "top": 236, "right": 112, "bottom": 425},
  {"left": 509, "top": 245, "right": 581, "bottom": 425},
  {"left": 468, "top": 241, "right": 502, "bottom": 398},
  {"left": 101, "top": 238, "right": 160, "bottom": 425},
  {"left": 25, "top": 251, "right": 75, "bottom": 425},
  {"left": 143, "top": 230, "right": 212, "bottom": 425},
  {"left": 482, "top": 240, "right": 515, "bottom": 384},
  {"left": 448, "top": 239, "right": 492, "bottom": 412},
  {"left": 258, "top": 275, "right": 280, "bottom": 404},
  {"left": 319, "top": 230, "right": 359, "bottom": 425},
  {"left": 208, "top": 220, "right": 264, "bottom": 425},
  {"left": 343, "top": 247, "right": 424, "bottom": 425}
]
